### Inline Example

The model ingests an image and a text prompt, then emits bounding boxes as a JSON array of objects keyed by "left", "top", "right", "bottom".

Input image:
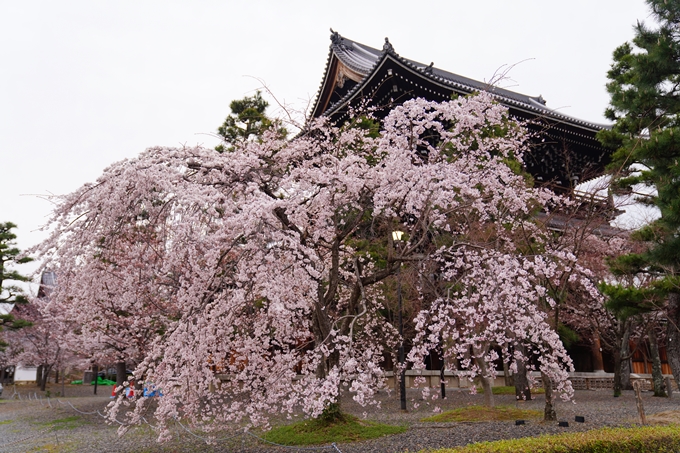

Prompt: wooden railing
[{"left": 380, "top": 370, "right": 677, "bottom": 392}]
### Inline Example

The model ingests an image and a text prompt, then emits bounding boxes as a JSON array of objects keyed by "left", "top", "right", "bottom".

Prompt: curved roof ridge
[
  {"left": 313, "top": 32, "right": 611, "bottom": 133},
  {"left": 323, "top": 51, "right": 391, "bottom": 117},
  {"left": 309, "top": 32, "right": 337, "bottom": 120},
  {"left": 311, "top": 31, "right": 388, "bottom": 119},
  {"left": 392, "top": 52, "right": 609, "bottom": 131}
]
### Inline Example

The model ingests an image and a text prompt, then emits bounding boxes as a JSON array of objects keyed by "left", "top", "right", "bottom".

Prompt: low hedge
[{"left": 432, "top": 425, "right": 680, "bottom": 453}]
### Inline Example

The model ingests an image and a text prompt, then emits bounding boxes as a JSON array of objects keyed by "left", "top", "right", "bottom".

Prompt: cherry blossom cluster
[{"left": 32, "top": 93, "right": 596, "bottom": 439}]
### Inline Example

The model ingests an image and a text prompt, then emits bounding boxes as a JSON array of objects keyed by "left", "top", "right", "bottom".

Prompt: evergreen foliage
[
  {"left": 598, "top": 0, "right": 680, "bottom": 389},
  {"left": 0, "top": 222, "right": 33, "bottom": 350},
  {"left": 599, "top": 282, "right": 656, "bottom": 320},
  {"left": 599, "top": 0, "right": 680, "bottom": 285},
  {"left": 215, "top": 90, "right": 285, "bottom": 153}
]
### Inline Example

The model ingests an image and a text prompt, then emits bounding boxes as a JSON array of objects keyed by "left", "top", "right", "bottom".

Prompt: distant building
[
  {"left": 311, "top": 31, "right": 611, "bottom": 194},
  {"left": 1, "top": 271, "right": 57, "bottom": 384},
  {"left": 309, "top": 32, "right": 670, "bottom": 378}
]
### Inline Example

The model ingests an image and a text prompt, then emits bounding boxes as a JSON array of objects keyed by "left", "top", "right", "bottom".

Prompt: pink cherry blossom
[{"left": 30, "top": 93, "right": 596, "bottom": 440}]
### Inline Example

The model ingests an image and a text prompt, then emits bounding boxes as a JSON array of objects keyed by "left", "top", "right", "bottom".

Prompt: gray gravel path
[{"left": 1, "top": 385, "right": 679, "bottom": 452}]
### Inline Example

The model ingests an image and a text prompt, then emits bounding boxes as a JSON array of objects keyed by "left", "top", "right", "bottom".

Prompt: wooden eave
[{"left": 309, "top": 32, "right": 612, "bottom": 191}]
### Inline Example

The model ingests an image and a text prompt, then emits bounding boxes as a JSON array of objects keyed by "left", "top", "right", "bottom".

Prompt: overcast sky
[{"left": 1, "top": 1, "right": 653, "bottom": 279}]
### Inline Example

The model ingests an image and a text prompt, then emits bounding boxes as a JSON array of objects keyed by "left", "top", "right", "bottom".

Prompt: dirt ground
[{"left": 1, "top": 384, "right": 680, "bottom": 453}]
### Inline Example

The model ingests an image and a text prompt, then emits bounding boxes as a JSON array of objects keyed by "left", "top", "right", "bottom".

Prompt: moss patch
[
  {"left": 422, "top": 405, "right": 542, "bottom": 423},
  {"left": 262, "top": 414, "right": 406, "bottom": 446},
  {"left": 27, "top": 443, "right": 75, "bottom": 452},
  {"left": 40, "top": 415, "right": 84, "bottom": 431}
]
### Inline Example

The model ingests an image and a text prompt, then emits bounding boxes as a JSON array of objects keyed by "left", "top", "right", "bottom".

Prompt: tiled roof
[
  {"left": 37, "top": 271, "right": 56, "bottom": 299},
  {"left": 313, "top": 31, "right": 609, "bottom": 133}
]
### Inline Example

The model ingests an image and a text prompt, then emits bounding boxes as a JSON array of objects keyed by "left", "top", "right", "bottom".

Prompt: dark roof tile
[{"left": 312, "top": 31, "right": 609, "bottom": 132}]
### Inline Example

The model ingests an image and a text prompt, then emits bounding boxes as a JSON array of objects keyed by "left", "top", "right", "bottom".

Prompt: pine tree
[
  {"left": 599, "top": 0, "right": 680, "bottom": 387},
  {"left": 215, "top": 91, "right": 284, "bottom": 153},
  {"left": 0, "top": 222, "right": 33, "bottom": 350}
]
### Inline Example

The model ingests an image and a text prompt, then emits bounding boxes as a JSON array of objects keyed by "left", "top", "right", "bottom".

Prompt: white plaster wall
[{"left": 14, "top": 365, "right": 37, "bottom": 383}]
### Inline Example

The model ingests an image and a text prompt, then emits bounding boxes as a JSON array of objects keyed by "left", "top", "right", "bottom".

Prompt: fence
[{"left": 382, "top": 370, "right": 677, "bottom": 392}]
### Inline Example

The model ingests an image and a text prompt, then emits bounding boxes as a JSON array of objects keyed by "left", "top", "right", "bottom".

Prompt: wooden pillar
[
  {"left": 591, "top": 334, "right": 605, "bottom": 372},
  {"left": 93, "top": 364, "right": 99, "bottom": 395}
]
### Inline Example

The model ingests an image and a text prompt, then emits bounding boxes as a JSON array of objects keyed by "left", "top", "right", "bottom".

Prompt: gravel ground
[{"left": 1, "top": 384, "right": 679, "bottom": 453}]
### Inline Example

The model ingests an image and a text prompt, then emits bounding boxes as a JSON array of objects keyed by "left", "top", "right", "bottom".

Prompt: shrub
[{"left": 433, "top": 425, "right": 680, "bottom": 452}]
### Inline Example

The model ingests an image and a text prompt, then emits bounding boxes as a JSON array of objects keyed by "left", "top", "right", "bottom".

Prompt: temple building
[
  {"left": 310, "top": 31, "right": 671, "bottom": 379},
  {"left": 311, "top": 30, "right": 610, "bottom": 195}
]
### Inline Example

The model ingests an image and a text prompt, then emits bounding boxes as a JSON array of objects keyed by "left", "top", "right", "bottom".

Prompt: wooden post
[
  {"left": 93, "top": 364, "right": 99, "bottom": 395},
  {"left": 440, "top": 365, "right": 446, "bottom": 399},
  {"left": 633, "top": 380, "right": 647, "bottom": 425}
]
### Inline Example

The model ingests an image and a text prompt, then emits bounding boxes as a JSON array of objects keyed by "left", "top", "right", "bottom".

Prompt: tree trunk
[
  {"left": 614, "top": 319, "right": 634, "bottom": 396},
  {"left": 312, "top": 286, "right": 333, "bottom": 380},
  {"left": 36, "top": 365, "right": 43, "bottom": 388},
  {"left": 311, "top": 283, "right": 344, "bottom": 412},
  {"left": 621, "top": 337, "right": 633, "bottom": 391},
  {"left": 481, "top": 376, "right": 493, "bottom": 407},
  {"left": 542, "top": 372, "right": 556, "bottom": 421},
  {"left": 514, "top": 343, "right": 531, "bottom": 401},
  {"left": 473, "top": 344, "right": 494, "bottom": 407},
  {"left": 39, "top": 365, "right": 51, "bottom": 391},
  {"left": 591, "top": 334, "right": 605, "bottom": 372},
  {"left": 115, "top": 360, "right": 127, "bottom": 391},
  {"left": 648, "top": 325, "right": 667, "bottom": 397},
  {"left": 613, "top": 348, "right": 623, "bottom": 397},
  {"left": 502, "top": 344, "right": 513, "bottom": 387},
  {"left": 503, "top": 360, "right": 513, "bottom": 386},
  {"left": 666, "top": 292, "right": 680, "bottom": 388}
]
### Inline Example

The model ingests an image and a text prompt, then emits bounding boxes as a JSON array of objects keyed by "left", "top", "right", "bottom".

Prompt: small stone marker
[
  {"left": 515, "top": 420, "right": 525, "bottom": 425},
  {"left": 665, "top": 376, "right": 673, "bottom": 399},
  {"left": 575, "top": 416, "right": 585, "bottom": 423}
]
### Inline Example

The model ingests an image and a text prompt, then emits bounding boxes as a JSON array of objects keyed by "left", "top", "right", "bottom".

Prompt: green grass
[
  {"left": 262, "top": 414, "right": 406, "bottom": 446},
  {"left": 27, "top": 443, "right": 75, "bottom": 452},
  {"left": 40, "top": 415, "right": 85, "bottom": 431},
  {"left": 422, "top": 405, "right": 542, "bottom": 423},
  {"left": 431, "top": 425, "right": 680, "bottom": 452},
  {"left": 0, "top": 419, "right": 13, "bottom": 425}
]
